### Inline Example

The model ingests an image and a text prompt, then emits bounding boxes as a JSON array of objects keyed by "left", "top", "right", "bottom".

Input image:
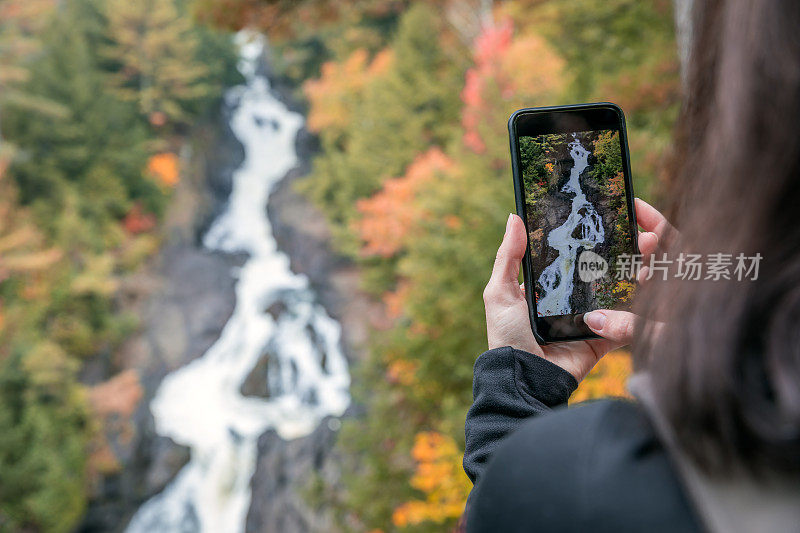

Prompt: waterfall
[
  {"left": 536, "top": 134, "right": 605, "bottom": 316},
  {"left": 125, "top": 34, "right": 351, "bottom": 533}
]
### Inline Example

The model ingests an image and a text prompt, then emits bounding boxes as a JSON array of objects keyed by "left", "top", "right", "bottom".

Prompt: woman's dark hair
[{"left": 634, "top": 0, "right": 800, "bottom": 475}]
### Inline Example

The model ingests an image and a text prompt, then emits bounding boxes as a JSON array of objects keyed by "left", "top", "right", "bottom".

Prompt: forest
[
  {"left": 0, "top": 0, "right": 679, "bottom": 531},
  {"left": 0, "top": 1, "right": 240, "bottom": 530}
]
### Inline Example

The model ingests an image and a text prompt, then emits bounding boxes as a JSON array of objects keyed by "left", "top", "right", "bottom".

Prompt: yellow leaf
[{"left": 393, "top": 431, "right": 470, "bottom": 527}]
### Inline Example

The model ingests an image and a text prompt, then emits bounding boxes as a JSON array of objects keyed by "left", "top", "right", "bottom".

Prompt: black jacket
[{"left": 463, "top": 346, "right": 702, "bottom": 532}]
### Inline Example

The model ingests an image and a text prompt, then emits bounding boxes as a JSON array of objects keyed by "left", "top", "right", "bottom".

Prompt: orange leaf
[
  {"left": 147, "top": 153, "right": 180, "bottom": 187},
  {"left": 356, "top": 148, "right": 453, "bottom": 258},
  {"left": 122, "top": 203, "right": 157, "bottom": 234}
]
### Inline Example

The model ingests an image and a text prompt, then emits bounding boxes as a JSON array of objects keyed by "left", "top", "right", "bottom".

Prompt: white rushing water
[
  {"left": 126, "top": 34, "right": 350, "bottom": 533},
  {"left": 536, "top": 134, "right": 605, "bottom": 316}
]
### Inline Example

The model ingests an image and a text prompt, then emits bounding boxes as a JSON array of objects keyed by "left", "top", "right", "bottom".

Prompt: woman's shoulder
[
  {"left": 514, "top": 396, "right": 652, "bottom": 445},
  {"left": 467, "top": 398, "right": 701, "bottom": 532}
]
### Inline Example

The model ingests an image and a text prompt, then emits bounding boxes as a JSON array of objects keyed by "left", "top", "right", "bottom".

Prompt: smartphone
[{"left": 509, "top": 103, "right": 639, "bottom": 343}]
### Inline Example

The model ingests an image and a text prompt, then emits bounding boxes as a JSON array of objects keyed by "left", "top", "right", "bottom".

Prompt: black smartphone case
[{"left": 508, "top": 102, "right": 639, "bottom": 344}]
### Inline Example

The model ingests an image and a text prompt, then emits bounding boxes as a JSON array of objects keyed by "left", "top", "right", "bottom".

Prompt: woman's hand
[{"left": 483, "top": 199, "right": 670, "bottom": 382}]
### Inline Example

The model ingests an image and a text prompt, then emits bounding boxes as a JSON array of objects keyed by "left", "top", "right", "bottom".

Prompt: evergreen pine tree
[
  {"left": 0, "top": 154, "right": 88, "bottom": 533},
  {"left": 104, "top": 0, "right": 211, "bottom": 126},
  {"left": 0, "top": 0, "right": 63, "bottom": 145},
  {"left": 3, "top": 0, "right": 160, "bottom": 243}
]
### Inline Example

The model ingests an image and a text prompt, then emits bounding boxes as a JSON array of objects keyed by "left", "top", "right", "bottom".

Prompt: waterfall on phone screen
[{"left": 536, "top": 134, "right": 605, "bottom": 316}]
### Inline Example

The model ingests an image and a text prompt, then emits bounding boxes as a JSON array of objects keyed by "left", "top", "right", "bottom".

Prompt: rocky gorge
[{"left": 80, "top": 45, "right": 373, "bottom": 533}]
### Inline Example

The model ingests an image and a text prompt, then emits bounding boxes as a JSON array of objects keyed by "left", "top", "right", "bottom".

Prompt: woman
[{"left": 464, "top": 1, "right": 800, "bottom": 531}]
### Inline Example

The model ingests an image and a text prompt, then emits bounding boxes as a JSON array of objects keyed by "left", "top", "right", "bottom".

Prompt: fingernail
[
  {"left": 584, "top": 311, "right": 606, "bottom": 330},
  {"left": 505, "top": 213, "right": 514, "bottom": 233}
]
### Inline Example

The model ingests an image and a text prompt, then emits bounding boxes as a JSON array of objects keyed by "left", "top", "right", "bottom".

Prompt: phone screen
[{"left": 511, "top": 106, "right": 637, "bottom": 341}]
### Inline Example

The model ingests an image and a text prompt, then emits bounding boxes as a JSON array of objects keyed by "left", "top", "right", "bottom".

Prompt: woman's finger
[
  {"left": 638, "top": 265, "right": 651, "bottom": 284},
  {"left": 583, "top": 309, "right": 637, "bottom": 344},
  {"left": 635, "top": 198, "right": 673, "bottom": 239},
  {"left": 636, "top": 231, "right": 658, "bottom": 285},
  {"left": 584, "top": 309, "right": 667, "bottom": 345},
  {"left": 638, "top": 230, "right": 658, "bottom": 257}
]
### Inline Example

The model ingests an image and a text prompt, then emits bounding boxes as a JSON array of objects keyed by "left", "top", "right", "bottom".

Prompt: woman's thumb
[
  {"left": 583, "top": 310, "right": 636, "bottom": 344},
  {"left": 489, "top": 214, "right": 527, "bottom": 287}
]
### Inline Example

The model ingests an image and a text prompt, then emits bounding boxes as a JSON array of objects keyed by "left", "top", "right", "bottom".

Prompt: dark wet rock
[
  {"left": 305, "top": 323, "right": 329, "bottom": 372},
  {"left": 141, "top": 435, "right": 192, "bottom": 497},
  {"left": 245, "top": 420, "right": 342, "bottom": 533},
  {"left": 265, "top": 300, "right": 288, "bottom": 321},
  {"left": 198, "top": 99, "right": 246, "bottom": 240},
  {"left": 240, "top": 349, "right": 273, "bottom": 399},
  {"left": 571, "top": 248, "right": 598, "bottom": 312},
  {"left": 80, "top": 427, "right": 191, "bottom": 533}
]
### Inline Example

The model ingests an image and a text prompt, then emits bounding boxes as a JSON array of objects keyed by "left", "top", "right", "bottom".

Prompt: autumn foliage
[
  {"left": 571, "top": 350, "right": 633, "bottom": 403},
  {"left": 304, "top": 48, "right": 394, "bottom": 133},
  {"left": 392, "top": 431, "right": 472, "bottom": 527},
  {"left": 147, "top": 152, "right": 180, "bottom": 187},
  {"left": 461, "top": 19, "right": 565, "bottom": 154},
  {"left": 0, "top": 0, "right": 235, "bottom": 528},
  {"left": 193, "top": 0, "right": 363, "bottom": 37},
  {"left": 356, "top": 148, "right": 453, "bottom": 258},
  {"left": 122, "top": 203, "right": 157, "bottom": 234},
  {"left": 0, "top": 156, "right": 62, "bottom": 284},
  {"left": 87, "top": 370, "right": 144, "bottom": 477}
]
